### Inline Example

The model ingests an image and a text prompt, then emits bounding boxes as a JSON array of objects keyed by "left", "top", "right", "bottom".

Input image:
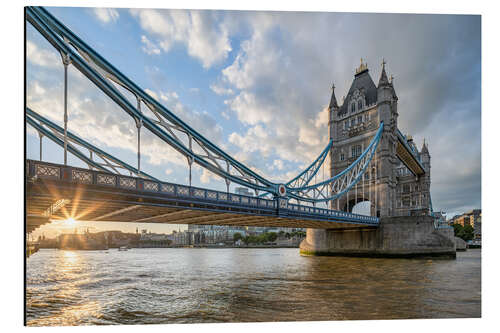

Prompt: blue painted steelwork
[
  {"left": 27, "top": 107, "right": 157, "bottom": 180},
  {"left": 428, "top": 192, "right": 451, "bottom": 229},
  {"left": 285, "top": 122, "right": 383, "bottom": 203},
  {"left": 26, "top": 7, "right": 279, "bottom": 195},
  {"left": 25, "top": 6, "right": 384, "bottom": 215},
  {"left": 286, "top": 139, "right": 332, "bottom": 189},
  {"left": 28, "top": 160, "right": 379, "bottom": 226}
]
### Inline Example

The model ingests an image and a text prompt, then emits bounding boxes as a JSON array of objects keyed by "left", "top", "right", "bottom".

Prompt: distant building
[
  {"left": 186, "top": 187, "right": 304, "bottom": 239},
  {"left": 474, "top": 213, "right": 481, "bottom": 240},
  {"left": 453, "top": 209, "right": 481, "bottom": 228},
  {"left": 235, "top": 187, "right": 253, "bottom": 196}
]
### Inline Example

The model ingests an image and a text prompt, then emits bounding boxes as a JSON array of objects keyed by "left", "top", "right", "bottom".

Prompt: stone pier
[{"left": 300, "top": 216, "right": 456, "bottom": 258}]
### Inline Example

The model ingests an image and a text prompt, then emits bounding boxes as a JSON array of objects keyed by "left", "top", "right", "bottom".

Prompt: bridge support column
[{"left": 299, "top": 215, "right": 456, "bottom": 258}]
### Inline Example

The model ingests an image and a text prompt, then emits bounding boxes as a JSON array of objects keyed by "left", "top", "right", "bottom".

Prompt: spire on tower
[
  {"left": 328, "top": 82, "right": 339, "bottom": 109},
  {"left": 355, "top": 58, "right": 368, "bottom": 75},
  {"left": 378, "top": 58, "right": 390, "bottom": 87},
  {"left": 421, "top": 138, "right": 429, "bottom": 155}
]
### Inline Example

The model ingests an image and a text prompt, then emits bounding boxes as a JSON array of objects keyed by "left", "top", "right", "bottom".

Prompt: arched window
[
  {"left": 351, "top": 103, "right": 356, "bottom": 113},
  {"left": 358, "top": 99, "right": 363, "bottom": 110}
]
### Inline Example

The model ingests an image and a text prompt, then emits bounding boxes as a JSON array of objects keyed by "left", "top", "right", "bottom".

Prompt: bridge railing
[
  {"left": 27, "top": 159, "right": 379, "bottom": 225},
  {"left": 27, "top": 159, "right": 277, "bottom": 209},
  {"left": 286, "top": 203, "right": 379, "bottom": 224}
]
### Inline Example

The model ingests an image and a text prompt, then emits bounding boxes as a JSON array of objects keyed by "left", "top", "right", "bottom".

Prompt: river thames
[{"left": 26, "top": 248, "right": 481, "bottom": 326}]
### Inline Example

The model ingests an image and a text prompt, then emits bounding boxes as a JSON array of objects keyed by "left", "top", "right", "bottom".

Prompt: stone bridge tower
[
  {"left": 328, "top": 59, "right": 430, "bottom": 217},
  {"left": 299, "top": 59, "right": 452, "bottom": 258}
]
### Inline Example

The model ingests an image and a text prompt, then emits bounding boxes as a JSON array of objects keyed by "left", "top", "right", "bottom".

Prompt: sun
[{"left": 63, "top": 217, "right": 77, "bottom": 225}]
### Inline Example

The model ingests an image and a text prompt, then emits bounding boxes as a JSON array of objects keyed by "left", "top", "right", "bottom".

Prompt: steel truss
[
  {"left": 26, "top": 6, "right": 381, "bottom": 207},
  {"left": 286, "top": 139, "right": 332, "bottom": 189},
  {"left": 26, "top": 6, "right": 278, "bottom": 195},
  {"left": 27, "top": 107, "right": 158, "bottom": 180},
  {"left": 287, "top": 122, "right": 383, "bottom": 203}
]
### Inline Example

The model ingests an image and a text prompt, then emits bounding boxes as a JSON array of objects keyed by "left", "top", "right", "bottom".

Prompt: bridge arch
[{"left": 336, "top": 188, "right": 380, "bottom": 217}]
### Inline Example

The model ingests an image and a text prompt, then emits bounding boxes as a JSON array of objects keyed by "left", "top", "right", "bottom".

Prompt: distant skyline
[{"left": 26, "top": 7, "right": 481, "bottom": 238}]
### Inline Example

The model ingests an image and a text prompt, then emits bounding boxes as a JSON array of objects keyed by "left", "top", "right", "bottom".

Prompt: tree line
[{"left": 452, "top": 223, "right": 474, "bottom": 241}]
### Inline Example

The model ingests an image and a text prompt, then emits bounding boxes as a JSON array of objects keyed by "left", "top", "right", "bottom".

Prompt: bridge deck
[{"left": 26, "top": 160, "right": 379, "bottom": 232}]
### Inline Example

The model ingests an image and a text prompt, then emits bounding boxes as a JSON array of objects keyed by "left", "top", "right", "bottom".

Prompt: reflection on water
[{"left": 26, "top": 248, "right": 481, "bottom": 326}]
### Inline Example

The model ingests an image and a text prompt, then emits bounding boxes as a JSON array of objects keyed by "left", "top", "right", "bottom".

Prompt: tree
[
  {"left": 462, "top": 224, "right": 474, "bottom": 241},
  {"left": 268, "top": 232, "right": 277, "bottom": 242},
  {"left": 453, "top": 223, "right": 474, "bottom": 242},
  {"left": 452, "top": 223, "right": 463, "bottom": 237},
  {"left": 233, "top": 232, "right": 243, "bottom": 243}
]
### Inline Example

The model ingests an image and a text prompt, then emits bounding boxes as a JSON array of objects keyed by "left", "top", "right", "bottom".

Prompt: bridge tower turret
[
  {"left": 420, "top": 139, "right": 432, "bottom": 213},
  {"left": 375, "top": 59, "right": 399, "bottom": 217},
  {"left": 328, "top": 83, "right": 339, "bottom": 194}
]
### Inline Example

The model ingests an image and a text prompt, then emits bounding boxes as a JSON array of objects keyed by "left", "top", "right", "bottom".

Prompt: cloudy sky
[{"left": 26, "top": 7, "right": 481, "bottom": 237}]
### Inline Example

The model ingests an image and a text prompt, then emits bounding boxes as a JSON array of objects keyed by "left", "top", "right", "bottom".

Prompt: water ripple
[{"left": 26, "top": 248, "right": 481, "bottom": 326}]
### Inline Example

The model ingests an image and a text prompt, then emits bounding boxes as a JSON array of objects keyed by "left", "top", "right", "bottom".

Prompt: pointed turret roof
[
  {"left": 328, "top": 83, "right": 339, "bottom": 109},
  {"left": 378, "top": 58, "right": 390, "bottom": 87},
  {"left": 389, "top": 74, "right": 398, "bottom": 99},
  {"left": 338, "top": 60, "right": 378, "bottom": 116},
  {"left": 421, "top": 138, "right": 429, "bottom": 155}
]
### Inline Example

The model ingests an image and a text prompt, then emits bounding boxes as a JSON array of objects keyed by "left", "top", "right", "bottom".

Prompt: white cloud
[
  {"left": 26, "top": 46, "right": 222, "bottom": 181},
  {"left": 219, "top": 14, "right": 332, "bottom": 168},
  {"left": 92, "top": 8, "right": 119, "bottom": 24},
  {"left": 221, "top": 111, "right": 230, "bottom": 120},
  {"left": 144, "top": 88, "right": 159, "bottom": 101},
  {"left": 140, "top": 35, "right": 161, "bottom": 55},
  {"left": 225, "top": 92, "right": 274, "bottom": 125},
  {"left": 210, "top": 83, "right": 234, "bottom": 96},
  {"left": 130, "top": 9, "right": 232, "bottom": 68},
  {"left": 273, "top": 159, "right": 284, "bottom": 170},
  {"left": 228, "top": 125, "right": 272, "bottom": 157},
  {"left": 26, "top": 40, "right": 60, "bottom": 68},
  {"left": 200, "top": 168, "right": 219, "bottom": 184}
]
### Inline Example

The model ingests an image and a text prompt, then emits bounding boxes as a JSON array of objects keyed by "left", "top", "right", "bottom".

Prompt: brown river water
[{"left": 26, "top": 248, "right": 481, "bottom": 326}]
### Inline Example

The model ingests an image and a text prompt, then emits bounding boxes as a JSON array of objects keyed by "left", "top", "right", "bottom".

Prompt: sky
[{"left": 26, "top": 7, "right": 481, "bottom": 238}]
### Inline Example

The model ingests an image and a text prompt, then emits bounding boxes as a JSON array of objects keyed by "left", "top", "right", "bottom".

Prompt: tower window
[
  {"left": 357, "top": 115, "right": 363, "bottom": 124},
  {"left": 344, "top": 121, "right": 348, "bottom": 130},
  {"left": 351, "top": 145, "right": 362, "bottom": 158},
  {"left": 340, "top": 153, "right": 345, "bottom": 161},
  {"left": 351, "top": 118, "right": 356, "bottom": 127},
  {"left": 358, "top": 99, "right": 363, "bottom": 110},
  {"left": 351, "top": 103, "right": 356, "bottom": 113}
]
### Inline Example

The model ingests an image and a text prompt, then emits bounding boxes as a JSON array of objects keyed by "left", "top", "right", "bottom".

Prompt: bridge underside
[
  {"left": 27, "top": 180, "right": 374, "bottom": 232},
  {"left": 396, "top": 132, "right": 425, "bottom": 176},
  {"left": 26, "top": 160, "right": 378, "bottom": 232}
]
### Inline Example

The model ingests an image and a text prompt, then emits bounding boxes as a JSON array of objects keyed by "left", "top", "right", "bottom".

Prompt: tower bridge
[{"left": 25, "top": 6, "right": 456, "bottom": 258}]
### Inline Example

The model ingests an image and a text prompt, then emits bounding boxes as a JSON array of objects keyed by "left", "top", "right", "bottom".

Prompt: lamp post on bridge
[
  {"left": 61, "top": 53, "right": 71, "bottom": 166},
  {"left": 135, "top": 97, "right": 142, "bottom": 177},
  {"left": 38, "top": 131, "right": 43, "bottom": 161}
]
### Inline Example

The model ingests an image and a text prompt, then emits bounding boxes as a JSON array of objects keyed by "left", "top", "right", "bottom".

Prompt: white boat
[{"left": 118, "top": 246, "right": 128, "bottom": 251}]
